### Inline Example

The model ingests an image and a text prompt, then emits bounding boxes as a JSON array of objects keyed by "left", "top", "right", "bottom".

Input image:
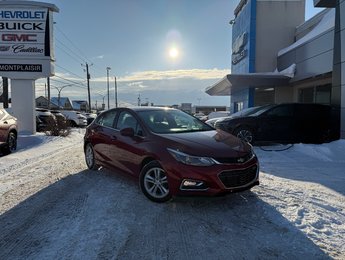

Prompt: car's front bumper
[{"left": 164, "top": 156, "right": 259, "bottom": 197}]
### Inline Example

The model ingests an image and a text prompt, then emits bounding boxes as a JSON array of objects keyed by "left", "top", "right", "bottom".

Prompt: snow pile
[{"left": 254, "top": 140, "right": 345, "bottom": 258}]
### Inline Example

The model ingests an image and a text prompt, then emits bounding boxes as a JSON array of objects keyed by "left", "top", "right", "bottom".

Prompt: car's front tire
[
  {"left": 139, "top": 160, "right": 171, "bottom": 203},
  {"left": 85, "top": 143, "right": 99, "bottom": 170}
]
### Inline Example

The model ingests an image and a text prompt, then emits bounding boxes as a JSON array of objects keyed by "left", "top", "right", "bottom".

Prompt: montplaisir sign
[{"left": 0, "top": 1, "right": 59, "bottom": 79}]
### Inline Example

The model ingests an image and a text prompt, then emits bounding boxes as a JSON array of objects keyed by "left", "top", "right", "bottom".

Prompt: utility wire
[
  {"left": 55, "top": 64, "right": 85, "bottom": 80},
  {"left": 55, "top": 37, "right": 87, "bottom": 64},
  {"left": 51, "top": 75, "right": 87, "bottom": 88},
  {"left": 55, "top": 25, "right": 94, "bottom": 65}
]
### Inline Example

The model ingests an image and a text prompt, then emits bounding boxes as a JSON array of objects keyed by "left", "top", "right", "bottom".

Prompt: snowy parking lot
[{"left": 0, "top": 129, "right": 344, "bottom": 259}]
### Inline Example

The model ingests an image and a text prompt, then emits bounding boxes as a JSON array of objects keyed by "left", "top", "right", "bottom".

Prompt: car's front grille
[
  {"left": 213, "top": 152, "right": 253, "bottom": 164},
  {"left": 218, "top": 165, "right": 258, "bottom": 189}
]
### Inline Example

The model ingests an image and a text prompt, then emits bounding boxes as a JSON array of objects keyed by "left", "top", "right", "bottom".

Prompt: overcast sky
[{"left": 33, "top": 0, "right": 324, "bottom": 107}]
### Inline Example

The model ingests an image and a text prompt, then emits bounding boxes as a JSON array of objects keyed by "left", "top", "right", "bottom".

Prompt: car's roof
[{"left": 117, "top": 106, "right": 176, "bottom": 112}]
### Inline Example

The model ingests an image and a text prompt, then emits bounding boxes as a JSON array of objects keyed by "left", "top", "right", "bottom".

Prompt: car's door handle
[
  {"left": 4, "top": 121, "right": 8, "bottom": 124},
  {"left": 111, "top": 135, "right": 117, "bottom": 140}
]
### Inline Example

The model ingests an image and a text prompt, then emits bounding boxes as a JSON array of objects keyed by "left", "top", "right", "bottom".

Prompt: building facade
[{"left": 206, "top": 0, "right": 344, "bottom": 139}]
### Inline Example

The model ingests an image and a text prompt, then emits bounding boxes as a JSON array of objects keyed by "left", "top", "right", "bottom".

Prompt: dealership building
[{"left": 206, "top": 0, "right": 345, "bottom": 139}]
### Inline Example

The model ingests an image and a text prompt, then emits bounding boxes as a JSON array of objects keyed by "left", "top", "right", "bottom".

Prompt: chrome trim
[
  {"left": 179, "top": 179, "right": 209, "bottom": 191},
  {"left": 212, "top": 151, "right": 256, "bottom": 165},
  {"left": 217, "top": 163, "right": 259, "bottom": 190}
]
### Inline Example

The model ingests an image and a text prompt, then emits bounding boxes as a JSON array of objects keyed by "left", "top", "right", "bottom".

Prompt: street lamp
[
  {"left": 106, "top": 67, "right": 111, "bottom": 109},
  {"left": 52, "top": 84, "right": 74, "bottom": 108}
]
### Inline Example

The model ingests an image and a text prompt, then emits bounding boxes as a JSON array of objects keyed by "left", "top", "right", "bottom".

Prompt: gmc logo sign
[{"left": 1, "top": 34, "right": 37, "bottom": 42}]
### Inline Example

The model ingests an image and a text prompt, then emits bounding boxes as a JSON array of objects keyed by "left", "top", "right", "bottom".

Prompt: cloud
[
  {"left": 35, "top": 68, "right": 230, "bottom": 107},
  {"left": 86, "top": 68, "right": 229, "bottom": 83},
  {"left": 118, "top": 68, "right": 230, "bottom": 82}
]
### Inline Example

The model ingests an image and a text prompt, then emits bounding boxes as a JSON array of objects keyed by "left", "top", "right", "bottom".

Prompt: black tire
[
  {"left": 84, "top": 143, "right": 99, "bottom": 170},
  {"left": 2, "top": 132, "right": 17, "bottom": 155},
  {"left": 139, "top": 160, "right": 171, "bottom": 203},
  {"left": 234, "top": 126, "right": 254, "bottom": 143},
  {"left": 69, "top": 120, "right": 77, "bottom": 127}
]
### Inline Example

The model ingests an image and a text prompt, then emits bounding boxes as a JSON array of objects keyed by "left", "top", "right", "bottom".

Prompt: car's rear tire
[
  {"left": 2, "top": 132, "right": 17, "bottom": 155},
  {"left": 139, "top": 160, "right": 171, "bottom": 203},
  {"left": 85, "top": 143, "right": 99, "bottom": 170},
  {"left": 234, "top": 126, "right": 254, "bottom": 143}
]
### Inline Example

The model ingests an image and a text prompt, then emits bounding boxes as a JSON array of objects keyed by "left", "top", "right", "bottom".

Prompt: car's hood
[{"left": 160, "top": 130, "right": 251, "bottom": 157}]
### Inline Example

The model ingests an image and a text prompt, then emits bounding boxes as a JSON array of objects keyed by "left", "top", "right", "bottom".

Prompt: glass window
[
  {"left": 315, "top": 85, "right": 331, "bottom": 104},
  {"left": 299, "top": 87, "right": 314, "bottom": 103},
  {"left": 266, "top": 105, "right": 293, "bottom": 117},
  {"left": 298, "top": 84, "right": 331, "bottom": 105},
  {"left": 137, "top": 109, "right": 212, "bottom": 134},
  {"left": 95, "top": 110, "right": 117, "bottom": 128}
]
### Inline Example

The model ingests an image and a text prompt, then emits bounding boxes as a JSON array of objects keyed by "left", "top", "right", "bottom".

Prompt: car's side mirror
[{"left": 120, "top": 127, "right": 135, "bottom": 137}]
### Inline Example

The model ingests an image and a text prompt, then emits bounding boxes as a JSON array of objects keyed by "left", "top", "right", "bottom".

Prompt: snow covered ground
[{"left": 0, "top": 129, "right": 344, "bottom": 259}]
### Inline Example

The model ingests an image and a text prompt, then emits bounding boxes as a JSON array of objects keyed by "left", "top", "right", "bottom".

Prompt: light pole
[
  {"left": 52, "top": 84, "right": 73, "bottom": 108},
  {"left": 114, "top": 76, "right": 118, "bottom": 108},
  {"left": 96, "top": 93, "right": 106, "bottom": 111},
  {"left": 106, "top": 67, "right": 111, "bottom": 109}
]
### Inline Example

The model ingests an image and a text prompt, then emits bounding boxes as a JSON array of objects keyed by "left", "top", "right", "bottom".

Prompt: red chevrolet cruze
[{"left": 84, "top": 107, "right": 259, "bottom": 202}]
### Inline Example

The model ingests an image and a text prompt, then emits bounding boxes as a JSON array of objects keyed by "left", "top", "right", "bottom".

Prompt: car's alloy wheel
[
  {"left": 85, "top": 143, "right": 99, "bottom": 170},
  {"left": 235, "top": 127, "right": 254, "bottom": 143},
  {"left": 140, "top": 161, "right": 171, "bottom": 203}
]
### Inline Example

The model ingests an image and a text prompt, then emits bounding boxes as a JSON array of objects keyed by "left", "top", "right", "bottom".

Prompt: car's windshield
[
  {"left": 137, "top": 109, "right": 213, "bottom": 134},
  {"left": 250, "top": 104, "right": 276, "bottom": 116},
  {"left": 231, "top": 105, "right": 272, "bottom": 117}
]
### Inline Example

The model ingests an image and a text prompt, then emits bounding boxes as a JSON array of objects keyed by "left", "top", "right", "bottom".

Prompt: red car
[
  {"left": 84, "top": 107, "right": 259, "bottom": 202},
  {"left": 0, "top": 109, "right": 18, "bottom": 155}
]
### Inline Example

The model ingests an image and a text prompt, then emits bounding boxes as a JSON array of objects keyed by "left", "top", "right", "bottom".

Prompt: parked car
[
  {"left": 206, "top": 106, "right": 269, "bottom": 127},
  {"left": 36, "top": 108, "right": 57, "bottom": 132},
  {"left": 0, "top": 108, "right": 18, "bottom": 154},
  {"left": 207, "top": 111, "right": 231, "bottom": 119},
  {"left": 82, "top": 112, "right": 97, "bottom": 125},
  {"left": 193, "top": 112, "right": 208, "bottom": 122},
  {"left": 60, "top": 110, "right": 87, "bottom": 127},
  {"left": 50, "top": 110, "right": 67, "bottom": 125},
  {"left": 205, "top": 117, "right": 227, "bottom": 127},
  {"left": 215, "top": 103, "right": 337, "bottom": 144},
  {"left": 84, "top": 107, "right": 259, "bottom": 202}
]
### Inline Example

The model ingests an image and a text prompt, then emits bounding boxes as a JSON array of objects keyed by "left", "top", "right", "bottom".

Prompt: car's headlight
[{"left": 167, "top": 148, "right": 215, "bottom": 166}]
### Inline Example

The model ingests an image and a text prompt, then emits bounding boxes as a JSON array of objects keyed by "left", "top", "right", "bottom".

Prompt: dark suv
[{"left": 215, "top": 103, "right": 339, "bottom": 144}]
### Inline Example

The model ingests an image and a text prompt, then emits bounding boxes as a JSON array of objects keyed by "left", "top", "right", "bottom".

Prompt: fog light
[{"left": 180, "top": 179, "right": 208, "bottom": 190}]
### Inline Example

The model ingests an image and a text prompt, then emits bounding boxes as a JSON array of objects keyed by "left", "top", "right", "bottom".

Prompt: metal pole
[
  {"left": 47, "top": 77, "right": 51, "bottom": 109},
  {"left": 114, "top": 76, "right": 118, "bottom": 108},
  {"left": 86, "top": 63, "right": 91, "bottom": 112},
  {"left": 2, "top": 77, "right": 9, "bottom": 108},
  {"left": 106, "top": 67, "right": 111, "bottom": 109}
]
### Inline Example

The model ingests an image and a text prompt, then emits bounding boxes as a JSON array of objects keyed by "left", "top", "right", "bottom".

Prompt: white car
[{"left": 60, "top": 110, "right": 87, "bottom": 127}]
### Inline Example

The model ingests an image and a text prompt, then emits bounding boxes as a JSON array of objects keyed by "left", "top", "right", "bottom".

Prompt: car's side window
[
  {"left": 117, "top": 112, "right": 144, "bottom": 136},
  {"left": 96, "top": 110, "right": 117, "bottom": 128},
  {"left": 266, "top": 105, "right": 293, "bottom": 117}
]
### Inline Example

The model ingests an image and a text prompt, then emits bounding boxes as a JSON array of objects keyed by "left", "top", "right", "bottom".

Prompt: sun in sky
[{"left": 169, "top": 47, "right": 179, "bottom": 59}]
